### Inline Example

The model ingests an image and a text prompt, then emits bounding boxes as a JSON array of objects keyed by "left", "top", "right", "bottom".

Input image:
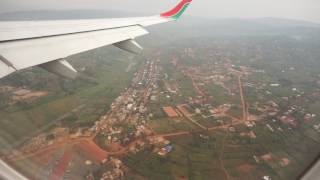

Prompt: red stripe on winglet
[{"left": 161, "top": 0, "right": 192, "bottom": 17}]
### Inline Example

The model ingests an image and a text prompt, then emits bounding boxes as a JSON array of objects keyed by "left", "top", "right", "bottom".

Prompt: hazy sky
[{"left": 0, "top": 0, "right": 319, "bottom": 23}]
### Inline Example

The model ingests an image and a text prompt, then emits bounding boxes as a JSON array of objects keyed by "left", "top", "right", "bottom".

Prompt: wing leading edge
[{"left": 0, "top": 0, "right": 192, "bottom": 79}]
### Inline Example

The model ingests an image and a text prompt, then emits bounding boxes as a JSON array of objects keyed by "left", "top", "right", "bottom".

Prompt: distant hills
[
  {"left": 0, "top": 9, "right": 319, "bottom": 40},
  {"left": 0, "top": 9, "right": 319, "bottom": 27},
  {"left": 0, "top": 9, "right": 143, "bottom": 20}
]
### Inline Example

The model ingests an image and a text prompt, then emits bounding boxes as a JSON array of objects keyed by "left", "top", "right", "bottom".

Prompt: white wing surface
[{"left": 0, "top": 0, "right": 192, "bottom": 79}]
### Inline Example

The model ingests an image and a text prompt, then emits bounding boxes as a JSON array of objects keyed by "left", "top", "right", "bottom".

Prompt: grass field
[
  {"left": 128, "top": 116, "right": 320, "bottom": 180},
  {"left": 124, "top": 131, "right": 227, "bottom": 180},
  {"left": 0, "top": 48, "right": 140, "bottom": 153},
  {"left": 149, "top": 117, "right": 196, "bottom": 134}
]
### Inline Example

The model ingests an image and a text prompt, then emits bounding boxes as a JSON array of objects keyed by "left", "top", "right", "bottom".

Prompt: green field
[
  {"left": 149, "top": 117, "right": 196, "bottom": 134},
  {"left": 0, "top": 47, "right": 140, "bottom": 153},
  {"left": 124, "top": 131, "right": 226, "bottom": 180}
]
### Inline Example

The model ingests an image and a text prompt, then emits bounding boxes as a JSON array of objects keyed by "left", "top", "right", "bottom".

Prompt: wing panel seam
[{"left": 0, "top": 24, "right": 140, "bottom": 43}]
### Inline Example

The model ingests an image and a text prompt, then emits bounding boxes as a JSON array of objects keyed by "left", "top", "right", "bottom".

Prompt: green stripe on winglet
[{"left": 171, "top": 3, "right": 190, "bottom": 19}]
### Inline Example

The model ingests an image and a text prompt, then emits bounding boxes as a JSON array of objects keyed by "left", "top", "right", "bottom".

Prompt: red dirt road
[
  {"left": 49, "top": 149, "right": 73, "bottom": 180},
  {"left": 76, "top": 140, "right": 108, "bottom": 162}
]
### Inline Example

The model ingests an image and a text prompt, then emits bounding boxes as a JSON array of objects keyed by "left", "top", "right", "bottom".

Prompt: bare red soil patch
[
  {"left": 237, "top": 164, "right": 255, "bottom": 173},
  {"left": 163, "top": 106, "right": 179, "bottom": 117},
  {"left": 76, "top": 141, "right": 108, "bottom": 162}
]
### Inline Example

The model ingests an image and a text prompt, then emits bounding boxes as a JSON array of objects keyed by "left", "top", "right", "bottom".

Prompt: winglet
[{"left": 160, "top": 0, "right": 192, "bottom": 20}]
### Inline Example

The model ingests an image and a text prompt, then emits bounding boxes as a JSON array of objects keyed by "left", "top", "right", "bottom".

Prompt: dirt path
[
  {"left": 8, "top": 104, "right": 86, "bottom": 150},
  {"left": 9, "top": 121, "right": 242, "bottom": 162},
  {"left": 219, "top": 132, "right": 232, "bottom": 180},
  {"left": 8, "top": 112, "right": 255, "bottom": 164},
  {"left": 49, "top": 148, "right": 73, "bottom": 180},
  {"left": 238, "top": 76, "right": 247, "bottom": 121},
  {"left": 7, "top": 137, "right": 93, "bottom": 161},
  {"left": 190, "top": 75, "right": 206, "bottom": 96},
  {"left": 176, "top": 104, "right": 207, "bottom": 130}
]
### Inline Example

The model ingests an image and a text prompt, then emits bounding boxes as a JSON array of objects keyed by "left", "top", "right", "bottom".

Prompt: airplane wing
[{"left": 0, "top": 0, "right": 192, "bottom": 79}]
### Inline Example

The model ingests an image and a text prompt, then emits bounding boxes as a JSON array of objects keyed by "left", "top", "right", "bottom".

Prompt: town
[{"left": 1, "top": 37, "right": 320, "bottom": 180}]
